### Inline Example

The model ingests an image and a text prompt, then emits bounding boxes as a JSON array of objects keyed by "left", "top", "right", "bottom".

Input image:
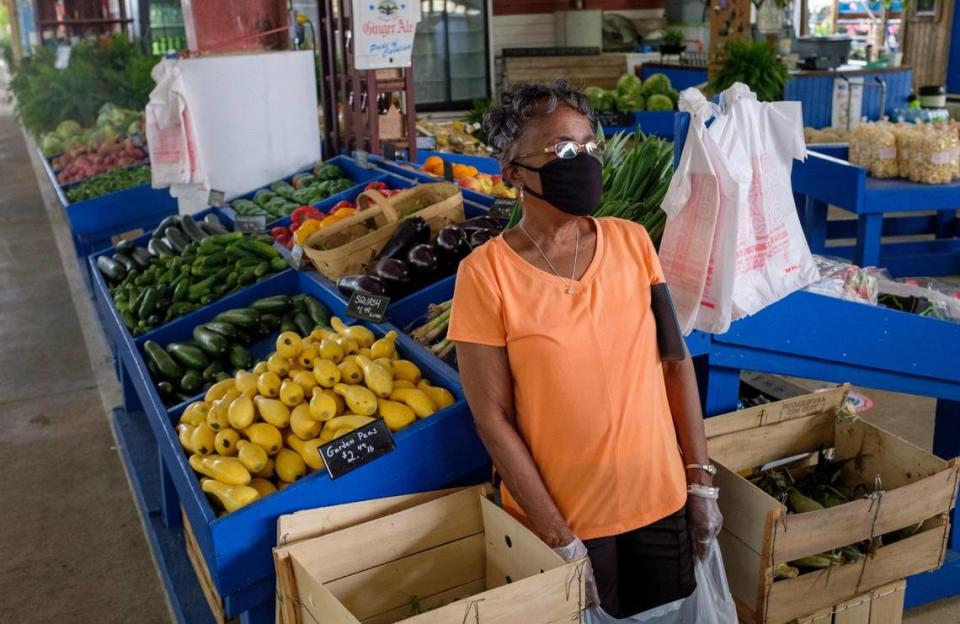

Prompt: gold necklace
[{"left": 518, "top": 222, "right": 580, "bottom": 294}]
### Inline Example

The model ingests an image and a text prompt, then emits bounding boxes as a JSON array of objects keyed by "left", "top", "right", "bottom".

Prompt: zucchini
[
  {"left": 280, "top": 312, "right": 297, "bottom": 334},
  {"left": 180, "top": 369, "right": 203, "bottom": 394},
  {"left": 234, "top": 327, "right": 253, "bottom": 344},
  {"left": 116, "top": 239, "right": 136, "bottom": 255},
  {"left": 172, "top": 280, "right": 189, "bottom": 302},
  {"left": 96, "top": 255, "right": 126, "bottom": 282},
  {"left": 212, "top": 308, "right": 260, "bottom": 328},
  {"left": 138, "top": 287, "right": 159, "bottom": 319},
  {"left": 165, "top": 227, "right": 190, "bottom": 254},
  {"left": 227, "top": 344, "right": 253, "bottom": 369},
  {"left": 157, "top": 381, "right": 176, "bottom": 397},
  {"left": 203, "top": 321, "right": 237, "bottom": 338},
  {"left": 203, "top": 214, "right": 229, "bottom": 234},
  {"left": 166, "top": 342, "right": 210, "bottom": 370},
  {"left": 192, "top": 325, "right": 229, "bottom": 355},
  {"left": 293, "top": 312, "right": 314, "bottom": 337},
  {"left": 148, "top": 237, "right": 174, "bottom": 257},
  {"left": 154, "top": 215, "right": 180, "bottom": 237},
  {"left": 202, "top": 359, "right": 225, "bottom": 381},
  {"left": 250, "top": 295, "right": 291, "bottom": 315},
  {"left": 179, "top": 214, "right": 207, "bottom": 243},
  {"left": 214, "top": 371, "right": 232, "bottom": 382},
  {"left": 259, "top": 313, "right": 282, "bottom": 329},
  {"left": 131, "top": 247, "right": 152, "bottom": 269},
  {"left": 113, "top": 253, "right": 137, "bottom": 274},
  {"left": 303, "top": 296, "right": 330, "bottom": 328},
  {"left": 144, "top": 340, "right": 183, "bottom": 381},
  {"left": 270, "top": 256, "right": 288, "bottom": 272}
]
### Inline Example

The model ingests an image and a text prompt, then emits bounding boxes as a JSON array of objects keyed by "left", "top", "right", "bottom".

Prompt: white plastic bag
[
  {"left": 710, "top": 83, "right": 820, "bottom": 319},
  {"left": 145, "top": 58, "right": 206, "bottom": 190},
  {"left": 660, "top": 89, "right": 739, "bottom": 335},
  {"left": 584, "top": 541, "right": 738, "bottom": 624}
]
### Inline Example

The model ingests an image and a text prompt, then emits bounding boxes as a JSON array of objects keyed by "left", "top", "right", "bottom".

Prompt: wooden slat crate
[
  {"left": 274, "top": 486, "right": 585, "bottom": 624},
  {"left": 705, "top": 386, "right": 959, "bottom": 624},
  {"left": 503, "top": 54, "right": 627, "bottom": 90},
  {"left": 182, "top": 510, "right": 233, "bottom": 624},
  {"left": 791, "top": 579, "right": 906, "bottom": 624}
]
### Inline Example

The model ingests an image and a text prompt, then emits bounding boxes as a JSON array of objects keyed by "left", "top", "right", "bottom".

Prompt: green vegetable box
[{"left": 222, "top": 156, "right": 386, "bottom": 228}]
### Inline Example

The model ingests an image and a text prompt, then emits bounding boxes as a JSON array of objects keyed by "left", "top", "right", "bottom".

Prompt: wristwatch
[{"left": 685, "top": 463, "right": 718, "bottom": 476}]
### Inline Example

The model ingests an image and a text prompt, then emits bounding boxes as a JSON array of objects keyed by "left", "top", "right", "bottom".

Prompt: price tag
[
  {"left": 383, "top": 141, "right": 397, "bottom": 161},
  {"left": 443, "top": 160, "right": 455, "bottom": 182},
  {"left": 321, "top": 419, "right": 396, "bottom": 479},
  {"left": 416, "top": 136, "right": 437, "bottom": 150},
  {"left": 235, "top": 214, "right": 266, "bottom": 234},
  {"left": 208, "top": 189, "right": 226, "bottom": 207},
  {"left": 490, "top": 198, "right": 517, "bottom": 220},
  {"left": 346, "top": 291, "right": 391, "bottom": 323},
  {"left": 354, "top": 150, "right": 372, "bottom": 169},
  {"left": 288, "top": 244, "right": 306, "bottom": 270},
  {"left": 55, "top": 45, "right": 72, "bottom": 70}
]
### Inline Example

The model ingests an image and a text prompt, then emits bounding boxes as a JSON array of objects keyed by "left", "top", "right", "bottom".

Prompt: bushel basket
[{"left": 303, "top": 183, "right": 464, "bottom": 279}]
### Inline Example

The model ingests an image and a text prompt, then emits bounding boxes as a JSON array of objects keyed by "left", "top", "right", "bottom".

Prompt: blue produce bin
[
  {"left": 370, "top": 154, "right": 504, "bottom": 208},
  {"left": 111, "top": 268, "right": 490, "bottom": 618},
  {"left": 602, "top": 111, "right": 677, "bottom": 140},
  {"left": 219, "top": 155, "right": 387, "bottom": 229}
]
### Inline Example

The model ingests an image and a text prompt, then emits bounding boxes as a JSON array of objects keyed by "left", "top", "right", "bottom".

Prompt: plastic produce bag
[
  {"left": 803, "top": 255, "right": 879, "bottom": 305},
  {"left": 660, "top": 89, "right": 738, "bottom": 334},
  {"left": 709, "top": 83, "right": 820, "bottom": 319},
  {"left": 584, "top": 541, "right": 737, "bottom": 624},
  {"left": 145, "top": 58, "right": 207, "bottom": 191}
]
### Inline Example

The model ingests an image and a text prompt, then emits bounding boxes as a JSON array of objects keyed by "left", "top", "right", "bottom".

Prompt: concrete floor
[{"left": 0, "top": 86, "right": 957, "bottom": 624}]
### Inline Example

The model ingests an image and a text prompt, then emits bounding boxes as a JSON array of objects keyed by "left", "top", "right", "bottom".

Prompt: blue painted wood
[
  {"left": 111, "top": 408, "right": 216, "bottom": 624},
  {"left": 785, "top": 70, "right": 912, "bottom": 127},
  {"left": 863, "top": 178, "right": 960, "bottom": 214},
  {"left": 826, "top": 215, "right": 943, "bottom": 239},
  {"left": 640, "top": 65, "right": 707, "bottom": 91},
  {"left": 804, "top": 200, "right": 829, "bottom": 254},
  {"left": 855, "top": 214, "right": 883, "bottom": 267},
  {"left": 904, "top": 552, "right": 960, "bottom": 609},
  {"left": 703, "top": 365, "right": 741, "bottom": 416},
  {"left": 603, "top": 111, "right": 677, "bottom": 140},
  {"left": 822, "top": 241, "right": 960, "bottom": 277},
  {"left": 792, "top": 152, "right": 866, "bottom": 211},
  {"left": 160, "top": 453, "right": 182, "bottom": 530},
  {"left": 935, "top": 211, "right": 957, "bottom": 239}
]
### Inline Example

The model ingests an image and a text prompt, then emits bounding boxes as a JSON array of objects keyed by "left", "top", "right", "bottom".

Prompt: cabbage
[
  {"left": 641, "top": 74, "right": 672, "bottom": 97},
  {"left": 41, "top": 134, "right": 64, "bottom": 158},
  {"left": 55, "top": 120, "right": 82, "bottom": 140},
  {"left": 615, "top": 92, "right": 645, "bottom": 113},
  {"left": 616, "top": 74, "right": 642, "bottom": 96},
  {"left": 585, "top": 86, "right": 608, "bottom": 113},
  {"left": 128, "top": 119, "right": 144, "bottom": 136},
  {"left": 646, "top": 94, "right": 673, "bottom": 112},
  {"left": 97, "top": 103, "right": 126, "bottom": 128}
]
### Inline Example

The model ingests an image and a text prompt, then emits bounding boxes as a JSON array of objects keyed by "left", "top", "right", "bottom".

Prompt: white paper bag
[
  {"left": 145, "top": 59, "right": 206, "bottom": 190},
  {"left": 711, "top": 83, "right": 820, "bottom": 319}
]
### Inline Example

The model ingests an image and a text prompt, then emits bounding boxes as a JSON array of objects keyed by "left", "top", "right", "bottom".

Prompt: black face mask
[{"left": 512, "top": 152, "right": 602, "bottom": 216}]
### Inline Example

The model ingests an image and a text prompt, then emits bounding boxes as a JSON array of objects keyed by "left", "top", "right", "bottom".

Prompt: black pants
[{"left": 584, "top": 507, "right": 696, "bottom": 618}]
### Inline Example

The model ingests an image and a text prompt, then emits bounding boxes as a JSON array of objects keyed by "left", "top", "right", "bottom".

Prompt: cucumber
[
  {"left": 172, "top": 280, "right": 189, "bottom": 302},
  {"left": 237, "top": 238, "right": 281, "bottom": 260},
  {"left": 251, "top": 295, "right": 291, "bottom": 315},
  {"left": 166, "top": 342, "right": 210, "bottom": 370},
  {"left": 270, "top": 256, "right": 288, "bottom": 271},
  {"left": 303, "top": 296, "right": 330, "bottom": 328},
  {"left": 202, "top": 359, "right": 225, "bottom": 381},
  {"left": 179, "top": 214, "right": 207, "bottom": 243},
  {"left": 227, "top": 344, "right": 253, "bottom": 369},
  {"left": 165, "top": 227, "right": 190, "bottom": 254},
  {"left": 131, "top": 247, "right": 152, "bottom": 269},
  {"left": 180, "top": 369, "right": 203, "bottom": 394},
  {"left": 203, "top": 214, "right": 228, "bottom": 234},
  {"left": 211, "top": 231, "right": 244, "bottom": 245},
  {"left": 144, "top": 340, "right": 183, "bottom": 381},
  {"left": 148, "top": 237, "right": 174, "bottom": 257},
  {"left": 187, "top": 274, "right": 218, "bottom": 301},
  {"left": 116, "top": 239, "right": 136, "bottom": 255},
  {"left": 212, "top": 308, "right": 260, "bottom": 328},
  {"left": 192, "top": 325, "right": 229, "bottom": 355},
  {"left": 260, "top": 313, "right": 282, "bottom": 329},
  {"left": 293, "top": 312, "right": 314, "bottom": 337},
  {"left": 203, "top": 321, "right": 237, "bottom": 338},
  {"left": 198, "top": 238, "right": 223, "bottom": 255},
  {"left": 234, "top": 327, "right": 253, "bottom": 344},
  {"left": 96, "top": 255, "right": 126, "bottom": 282},
  {"left": 138, "top": 287, "right": 159, "bottom": 319},
  {"left": 280, "top": 312, "right": 297, "bottom": 334},
  {"left": 154, "top": 215, "right": 180, "bottom": 237},
  {"left": 157, "top": 381, "right": 176, "bottom": 397}
]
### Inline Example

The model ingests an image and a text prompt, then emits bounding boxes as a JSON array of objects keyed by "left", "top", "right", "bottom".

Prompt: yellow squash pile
[{"left": 175, "top": 318, "right": 456, "bottom": 514}]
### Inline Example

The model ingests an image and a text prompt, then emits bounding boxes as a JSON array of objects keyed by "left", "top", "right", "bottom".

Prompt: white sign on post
[{"left": 352, "top": 0, "right": 421, "bottom": 70}]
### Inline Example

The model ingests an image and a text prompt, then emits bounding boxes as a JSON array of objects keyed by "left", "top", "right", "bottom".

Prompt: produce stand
[
  {"left": 369, "top": 154, "right": 501, "bottom": 208},
  {"left": 601, "top": 111, "right": 677, "bottom": 140},
  {"left": 673, "top": 113, "right": 960, "bottom": 609},
  {"left": 793, "top": 147, "right": 960, "bottom": 277}
]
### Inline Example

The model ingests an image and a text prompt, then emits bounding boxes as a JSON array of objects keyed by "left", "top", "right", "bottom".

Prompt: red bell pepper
[{"left": 365, "top": 181, "right": 388, "bottom": 192}]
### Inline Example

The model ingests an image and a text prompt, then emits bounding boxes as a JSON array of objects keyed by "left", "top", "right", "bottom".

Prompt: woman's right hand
[{"left": 554, "top": 537, "right": 601, "bottom": 608}]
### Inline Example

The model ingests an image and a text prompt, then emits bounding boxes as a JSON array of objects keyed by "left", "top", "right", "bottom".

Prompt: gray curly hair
[{"left": 483, "top": 79, "right": 594, "bottom": 165}]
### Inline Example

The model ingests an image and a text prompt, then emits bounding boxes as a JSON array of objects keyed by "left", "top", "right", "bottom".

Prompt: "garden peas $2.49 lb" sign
[{"left": 352, "top": 0, "right": 422, "bottom": 70}]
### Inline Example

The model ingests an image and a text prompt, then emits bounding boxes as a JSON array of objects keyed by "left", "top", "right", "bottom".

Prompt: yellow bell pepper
[{"left": 293, "top": 219, "right": 324, "bottom": 246}]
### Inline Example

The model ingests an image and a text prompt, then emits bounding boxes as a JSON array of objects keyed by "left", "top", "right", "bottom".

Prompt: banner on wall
[{"left": 352, "top": 0, "right": 421, "bottom": 70}]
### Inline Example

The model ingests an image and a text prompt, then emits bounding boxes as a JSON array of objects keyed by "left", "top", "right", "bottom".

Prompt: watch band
[{"left": 685, "top": 463, "right": 717, "bottom": 476}]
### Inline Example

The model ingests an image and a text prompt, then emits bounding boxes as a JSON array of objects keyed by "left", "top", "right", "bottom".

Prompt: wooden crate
[
  {"left": 182, "top": 510, "right": 234, "bottom": 624},
  {"left": 791, "top": 579, "right": 905, "bottom": 624},
  {"left": 705, "top": 386, "right": 959, "bottom": 624},
  {"left": 503, "top": 54, "right": 626, "bottom": 90},
  {"left": 274, "top": 486, "right": 585, "bottom": 624}
]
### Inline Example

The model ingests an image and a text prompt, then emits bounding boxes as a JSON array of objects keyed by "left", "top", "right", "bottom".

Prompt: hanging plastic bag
[
  {"left": 145, "top": 58, "right": 206, "bottom": 190},
  {"left": 660, "top": 89, "right": 740, "bottom": 334},
  {"left": 710, "top": 83, "right": 820, "bottom": 319},
  {"left": 584, "top": 541, "right": 738, "bottom": 624}
]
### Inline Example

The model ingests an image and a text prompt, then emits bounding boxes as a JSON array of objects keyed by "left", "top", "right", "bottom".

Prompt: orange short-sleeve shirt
[{"left": 448, "top": 217, "right": 687, "bottom": 540}]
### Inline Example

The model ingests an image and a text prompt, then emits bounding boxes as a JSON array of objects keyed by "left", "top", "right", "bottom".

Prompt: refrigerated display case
[{"left": 413, "top": 0, "right": 489, "bottom": 109}]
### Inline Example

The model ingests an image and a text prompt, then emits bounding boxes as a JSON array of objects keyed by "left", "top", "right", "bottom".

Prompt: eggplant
[
  {"left": 407, "top": 244, "right": 440, "bottom": 278},
  {"left": 375, "top": 217, "right": 431, "bottom": 262},
  {"left": 337, "top": 274, "right": 387, "bottom": 297},
  {"left": 460, "top": 216, "right": 501, "bottom": 235},
  {"left": 468, "top": 228, "right": 496, "bottom": 248},
  {"left": 113, "top": 253, "right": 137, "bottom": 274},
  {"left": 435, "top": 225, "right": 466, "bottom": 258},
  {"left": 366, "top": 259, "right": 413, "bottom": 296}
]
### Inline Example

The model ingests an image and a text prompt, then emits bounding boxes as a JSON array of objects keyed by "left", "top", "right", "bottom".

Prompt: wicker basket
[{"left": 303, "top": 182, "right": 464, "bottom": 279}]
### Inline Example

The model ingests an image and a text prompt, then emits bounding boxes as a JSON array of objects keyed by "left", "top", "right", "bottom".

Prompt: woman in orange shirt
[{"left": 447, "top": 80, "right": 722, "bottom": 617}]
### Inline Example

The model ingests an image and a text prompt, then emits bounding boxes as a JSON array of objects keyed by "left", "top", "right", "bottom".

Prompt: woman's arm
[
  {"left": 456, "top": 341, "right": 574, "bottom": 547},
  {"left": 663, "top": 355, "right": 713, "bottom": 486}
]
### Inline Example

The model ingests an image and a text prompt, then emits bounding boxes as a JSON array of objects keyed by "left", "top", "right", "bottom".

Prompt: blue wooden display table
[{"left": 793, "top": 148, "right": 960, "bottom": 277}]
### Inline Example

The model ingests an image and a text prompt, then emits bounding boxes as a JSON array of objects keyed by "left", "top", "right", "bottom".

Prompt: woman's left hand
[{"left": 686, "top": 485, "right": 723, "bottom": 559}]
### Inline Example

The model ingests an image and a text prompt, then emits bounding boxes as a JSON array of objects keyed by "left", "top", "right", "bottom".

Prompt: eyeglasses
[{"left": 515, "top": 140, "right": 603, "bottom": 161}]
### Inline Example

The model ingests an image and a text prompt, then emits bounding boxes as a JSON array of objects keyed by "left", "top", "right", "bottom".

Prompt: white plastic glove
[
  {"left": 554, "top": 537, "right": 601, "bottom": 608},
  {"left": 687, "top": 484, "right": 723, "bottom": 560}
]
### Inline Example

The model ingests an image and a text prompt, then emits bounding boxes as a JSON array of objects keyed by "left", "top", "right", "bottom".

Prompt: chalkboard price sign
[
  {"left": 383, "top": 141, "right": 397, "bottom": 161},
  {"left": 594, "top": 112, "right": 636, "bottom": 127},
  {"left": 321, "top": 419, "right": 396, "bottom": 479},
  {"left": 235, "top": 214, "right": 267, "bottom": 234},
  {"left": 443, "top": 159, "right": 455, "bottom": 182},
  {"left": 346, "top": 291, "right": 391, "bottom": 323},
  {"left": 207, "top": 189, "right": 226, "bottom": 208},
  {"left": 490, "top": 198, "right": 517, "bottom": 220}
]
